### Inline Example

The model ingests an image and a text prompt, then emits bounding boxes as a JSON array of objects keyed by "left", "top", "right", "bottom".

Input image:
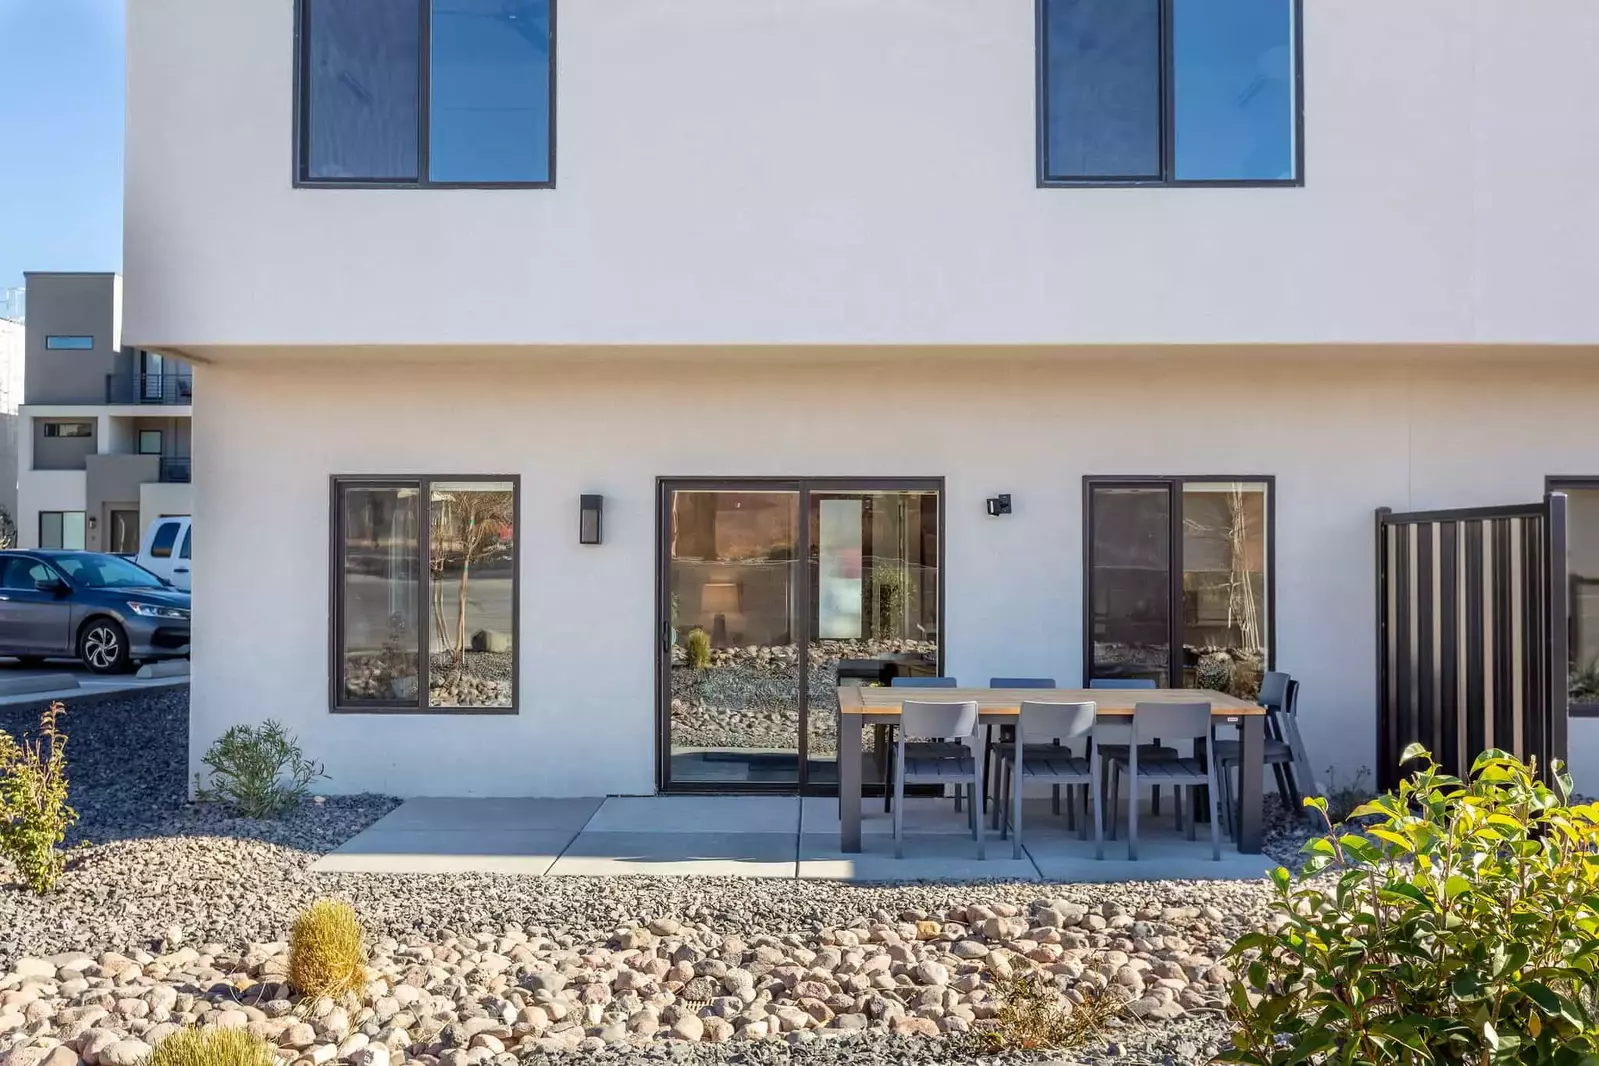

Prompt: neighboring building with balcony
[
  {"left": 17, "top": 272, "right": 192, "bottom": 554},
  {"left": 126, "top": 0, "right": 1599, "bottom": 799}
]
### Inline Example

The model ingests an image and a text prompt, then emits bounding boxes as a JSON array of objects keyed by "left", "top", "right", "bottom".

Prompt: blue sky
[{"left": 0, "top": 0, "right": 125, "bottom": 298}]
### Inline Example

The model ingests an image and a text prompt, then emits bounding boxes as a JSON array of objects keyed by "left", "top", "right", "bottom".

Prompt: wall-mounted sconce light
[
  {"left": 87, "top": 516, "right": 98, "bottom": 531},
  {"left": 985, "top": 494, "right": 1012, "bottom": 517},
  {"left": 579, "top": 494, "right": 604, "bottom": 545}
]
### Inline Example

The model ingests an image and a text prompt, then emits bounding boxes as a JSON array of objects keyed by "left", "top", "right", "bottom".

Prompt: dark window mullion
[
  {"left": 418, "top": 0, "right": 432, "bottom": 185},
  {"left": 418, "top": 476, "right": 432, "bottom": 709},
  {"left": 1168, "top": 479, "right": 1184, "bottom": 688},
  {"left": 1159, "top": 0, "right": 1175, "bottom": 183}
]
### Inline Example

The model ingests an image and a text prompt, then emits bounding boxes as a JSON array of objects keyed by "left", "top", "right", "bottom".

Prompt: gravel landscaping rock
[{"left": 0, "top": 686, "right": 1319, "bottom": 1064}]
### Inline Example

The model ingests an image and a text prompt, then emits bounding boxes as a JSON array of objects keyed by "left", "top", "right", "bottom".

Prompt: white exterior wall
[
  {"left": 190, "top": 353, "right": 1599, "bottom": 798},
  {"left": 126, "top": 0, "right": 1599, "bottom": 352},
  {"left": 139, "top": 481, "right": 193, "bottom": 536}
]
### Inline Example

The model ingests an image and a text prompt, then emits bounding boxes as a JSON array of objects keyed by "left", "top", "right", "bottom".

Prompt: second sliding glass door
[{"left": 659, "top": 479, "right": 942, "bottom": 792}]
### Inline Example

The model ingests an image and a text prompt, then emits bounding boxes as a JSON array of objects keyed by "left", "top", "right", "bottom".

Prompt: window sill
[
  {"left": 294, "top": 180, "right": 555, "bottom": 191},
  {"left": 1038, "top": 177, "right": 1304, "bottom": 190},
  {"left": 331, "top": 704, "right": 519, "bottom": 716}
]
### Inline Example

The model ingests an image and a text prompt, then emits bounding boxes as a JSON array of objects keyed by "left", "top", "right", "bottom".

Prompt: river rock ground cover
[{"left": 0, "top": 688, "right": 1311, "bottom": 1065}]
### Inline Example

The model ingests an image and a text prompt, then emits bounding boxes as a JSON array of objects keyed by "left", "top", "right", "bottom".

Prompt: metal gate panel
[{"left": 1376, "top": 495, "right": 1569, "bottom": 791}]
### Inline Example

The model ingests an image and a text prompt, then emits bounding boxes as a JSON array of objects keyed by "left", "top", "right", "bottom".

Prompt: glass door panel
[
  {"left": 1087, "top": 485, "right": 1172, "bottom": 683},
  {"left": 806, "top": 489, "right": 941, "bottom": 788},
  {"left": 664, "top": 489, "right": 802, "bottom": 787},
  {"left": 1180, "top": 481, "right": 1270, "bottom": 697}
]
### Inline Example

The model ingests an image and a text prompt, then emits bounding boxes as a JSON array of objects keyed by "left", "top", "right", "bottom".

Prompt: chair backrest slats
[
  {"left": 1132, "top": 701, "right": 1213, "bottom": 743},
  {"left": 1017, "top": 700, "right": 1096, "bottom": 743},
  {"left": 891, "top": 676, "right": 958, "bottom": 688},
  {"left": 990, "top": 677, "right": 1056, "bottom": 688},
  {"left": 1089, "top": 678, "right": 1158, "bottom": 690},
  {"left": 900, "top": 700, "right": 980, "bottom": 740}
]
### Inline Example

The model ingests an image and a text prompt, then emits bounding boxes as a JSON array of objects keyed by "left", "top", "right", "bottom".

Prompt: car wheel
[{"left": 80, "top": 620, "right": 132, "bottom": 675}]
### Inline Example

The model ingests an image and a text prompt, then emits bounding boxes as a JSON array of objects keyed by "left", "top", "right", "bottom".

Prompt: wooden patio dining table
[{"left": 835, "top": 686, "right": 1269, "bottom": 854}]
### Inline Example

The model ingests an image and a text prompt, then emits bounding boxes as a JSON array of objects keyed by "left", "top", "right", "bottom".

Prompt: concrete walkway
[{"left": 312, "top": 795, "right": 1280, "bottom": 882}]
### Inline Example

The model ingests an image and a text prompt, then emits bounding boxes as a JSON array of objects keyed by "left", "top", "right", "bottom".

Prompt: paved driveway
[{"left": 0, "top": 657, "right": 188, "bottom": 706}]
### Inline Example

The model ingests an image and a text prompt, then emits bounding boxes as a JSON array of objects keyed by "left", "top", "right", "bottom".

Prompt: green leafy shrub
[
  {"left": 869, "top": 568, "right": 912, "bottom": 639},
  {"left": 196, "top": 720, "right": 325, "bottom": 818},
  {"left": 289, "top": 899, "right": 366, "bottom": 1000},
  {"left": 0, "top": 701, "right": 77, "bottom": 893},
  {"left": 1220, "top": 745, "right": 1599, "bottom": 1065},
  {"left": 141, "top": 1025, "right": 276, "bottom": 1066},
  {"left": 685, "top": 627, "right": 711, "bottom": 670}
]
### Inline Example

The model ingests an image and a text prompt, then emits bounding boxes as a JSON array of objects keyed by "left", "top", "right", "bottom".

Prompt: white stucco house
[{"left": 124, "top": 0, "right": 1599, "bottom": 799}]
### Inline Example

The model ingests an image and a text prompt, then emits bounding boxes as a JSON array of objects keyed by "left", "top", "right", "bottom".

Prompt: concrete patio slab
[
  {"left": 367, "top": 797, "right": 603, "bottom": 832},
  {"left": 311, "top": 828, "right": 576, "bottom": 874},
  {"left": 1022, "top": 820, "right": 1280, "bottom": 882},
  {"left": 798, "top": 833, "right": 1040, "bottom": 882},
  {"left": 800, "top": 795, "right": 983, "bottom": 836},
  {"left": 584, "top": 795, "right": 799, "bottom": 834},
  {"left": 548, "top": 831, "right": 797, "bottom": 877}
]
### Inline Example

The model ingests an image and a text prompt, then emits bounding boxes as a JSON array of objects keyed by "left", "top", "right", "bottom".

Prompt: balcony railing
[
  {"left": 159, "top": 457, "right": 192, "bottom": 483},
  {"left": 105, "top": 373, "right": 194, "bottom": 405}
]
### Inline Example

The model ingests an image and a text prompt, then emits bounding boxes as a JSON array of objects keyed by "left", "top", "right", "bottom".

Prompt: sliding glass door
[
  {"left": 658, "top": 479, "right": 942, "bottom": 792},
  {"left": 1085, "top": 477, "right": 1273, "bottom": 697}
]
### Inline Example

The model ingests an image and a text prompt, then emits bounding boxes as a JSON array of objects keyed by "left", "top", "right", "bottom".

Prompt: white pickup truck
[{"left": 137, "top": 516, "right": 192, "bottom": 590}]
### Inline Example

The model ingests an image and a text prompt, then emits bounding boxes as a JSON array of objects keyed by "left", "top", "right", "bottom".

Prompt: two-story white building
[{"left": 125, "top": 0, "right": 1599, "bottom": 799}]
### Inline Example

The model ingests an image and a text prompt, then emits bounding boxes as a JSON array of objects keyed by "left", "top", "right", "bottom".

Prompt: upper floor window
[
  {"left": 1038, "top": 0, "right": 1301, "bottom": 186},
  {"left": 45, "top": 336, "right": 94, "bottom": 350},
  {"left": 297, "top": 0, "right": 554, "bottom": 188}
]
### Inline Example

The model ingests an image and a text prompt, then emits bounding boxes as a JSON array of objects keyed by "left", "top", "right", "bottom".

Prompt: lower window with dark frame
[
  {"left": 1550, "top": 477, "right": 1599, "bottom": 716},
  {"left": 331, "top": 475, "right": 518, "bottom": 712},
  {"left": 1083, "top": 476, "right": 1274, "bottom": 698}
]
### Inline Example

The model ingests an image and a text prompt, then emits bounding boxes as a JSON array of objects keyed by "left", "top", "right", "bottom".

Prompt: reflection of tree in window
[{"left": 428, "top": 483, "right": 515, "bottom": 708}]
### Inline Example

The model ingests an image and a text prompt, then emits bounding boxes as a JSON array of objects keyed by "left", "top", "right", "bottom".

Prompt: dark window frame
[
  {"left": 1548, "top": 476, "right": 1599, "bottom": 718},
  {"left": 653, "top": 475, "right": 947, "bottom": 795},
  {"left": 44, "top": 335, "right": 95, "bottom": 350},
  {"left": 329, "top": 474, "right": 521, "bottom": 715},
  {"left": 138, "top": 429, "right": 164, "bottom": 455},
  {"left": 292, "top": 0, "right": 557, "bottom": 190},
  {"left": 1082, "top": 474, "right": 1277, "bottom": 688},
  {"left": 1036, "top": 0, "right": 1305, "bottom": 189},
  {"left": 43, "top": 422, "right": 94, "bottom": 439}
]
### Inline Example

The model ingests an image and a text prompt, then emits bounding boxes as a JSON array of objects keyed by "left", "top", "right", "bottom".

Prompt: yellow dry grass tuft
[
  {"left": 288, "top": 898, "right": 366, "bottom": 1000},
  {"left": 978, "top": 969, "right": 1127, "bottom": 1051},
  {"left": 141, "top": 1026, "right": 277, "bottom": 1066}
]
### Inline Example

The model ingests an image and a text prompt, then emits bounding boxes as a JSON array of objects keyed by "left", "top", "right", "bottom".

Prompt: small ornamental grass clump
[
  {"left": 197, "top": 719, "right": 325, "bottom": 818},
  {"left": 976, "top": 969, "right": 1126, "bottom": 1051},
  {"left": 1220, "top": 745, "right": 1599, "bottom": 1066},
  {"left": 288, "top": 899, "right": 367, "bottom": 1001},
  {"left": 0, "top": 701, "right": 78, "bottom": 893},
  {"left": 140, "top": 1026, "right": 277, "bottom": 1066},
  {"left": 684, "top": 628, "right": 711, "bottom": 670}
]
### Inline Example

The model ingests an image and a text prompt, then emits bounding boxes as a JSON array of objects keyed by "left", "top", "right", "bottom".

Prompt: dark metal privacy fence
[{"left": 1375, "top": 495, "right": 1569, "bottom": 791}]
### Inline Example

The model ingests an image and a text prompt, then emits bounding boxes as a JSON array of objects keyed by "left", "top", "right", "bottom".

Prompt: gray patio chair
[
  {"left": 1088, "top": 677, "right": 1177, "bottom": 824},
  {"left": 1215, "top": 678, "right": 1313, "bottom": 838},
  {"left": 883, "top": 677, "right": 961, "bottom": 813},
  {"left": 1105, "top": 701, "right": 1222, "bottom": 861},
  {"left": 996, "top": 700, "right": 1102, "bottom": 860},
  {"left": 983, "top": 677, "right": 1056, "bottom": 824},
  {"left": 893, "top": 700, "right": 984, "bottom": 859}
]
